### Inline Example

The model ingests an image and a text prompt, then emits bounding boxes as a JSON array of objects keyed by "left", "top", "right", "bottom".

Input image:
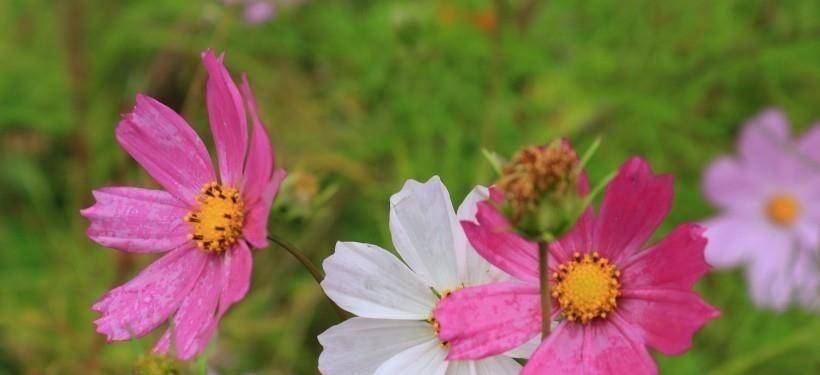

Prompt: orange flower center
[
  {"left": 184, "top": 182, "right": 245, "bottom": 254},
  {"left": 552, "top": 252, "right": 621, "bottom": 324},
  {"left": 765, "top": 194, "right": 800, "bottom": 227}
]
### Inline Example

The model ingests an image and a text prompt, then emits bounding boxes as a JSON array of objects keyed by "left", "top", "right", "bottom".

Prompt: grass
[{"left": 0, "top": 0, "right": 818, "bottom": 373}]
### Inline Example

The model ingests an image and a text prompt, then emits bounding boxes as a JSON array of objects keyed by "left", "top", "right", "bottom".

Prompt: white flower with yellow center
[{"left": 317, "top": 176, "right": 534, "bottom": 375}]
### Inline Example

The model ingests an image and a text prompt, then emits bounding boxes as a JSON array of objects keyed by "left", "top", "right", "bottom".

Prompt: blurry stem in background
[
  {"left": 267, "top": 234, "right": 350, "bottom": 321},
  {"left": 538, "top": 241, "right": 551, "bottom": 339}
]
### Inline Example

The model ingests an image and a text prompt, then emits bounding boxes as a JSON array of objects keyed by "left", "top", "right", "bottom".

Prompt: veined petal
[
  {"left": 455, "top": 186, "right": 508, "bottom": 286},
  {"left": 461, "top": 201, "right": 539, "bottom": 282},
  {"left": 318, "top": 318, "right": 435, "bottom": 375},
  {"left": 738, "top": 108, "right": 791, "bottom": 177},
  {"left": 436, "top": 282, "right": 541, "bottom": 360},
  {"left": 239, "top": 75, "right": 276, "bottom": 205},
  {"left": 594, "top": 157, "right": 673, "bottom": 265},
  {"left": 549, "top": 208, "right": 595, "bottom": 264},
  {"left": 92, "top": 245, "right": 207, "bottom": 341},
  {"left": 374, "top": 339, "right": 449, "bottom": 375},
  {"left": 202, "top": 50, "right": 248, "bottom": 187},
  {"left": 321, "top": 242, "right": 437, "bottom": 320},
  {"left": 618, "top": 289, "right": 719, "bottom": 355},
  {"left": 81, "top": 187, "right": 189, "bottom": 253},
  {"left": 242, "top": 168, "right": 286, "bottom": 249},
  {"left": 445, "top": 357, "right": 521, "bottom": 375},
  {"left": 521, "top": 318, "right": 657, "bottom": 375},
  {"left": 154, "top": 254, "right": 225, "bottom": 360},
  {"left": 116, "top": 95, "right": 216, "bottom": 206},
  {"left": 389, "top": 176, "right": 462, "bottom": 291},
  {"left": 621, "top": 224, "right": 709, "bottom": 290}
]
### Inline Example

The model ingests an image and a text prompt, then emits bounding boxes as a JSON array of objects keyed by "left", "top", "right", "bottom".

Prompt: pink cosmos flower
[
  {"left": 702, "top": 109, "right": 820, "bottom": 310},
  {"left": 81, "top": 50, "right": 286, "bottom": 359},
  {"left": 434, "top": 157, "right": 719, "bottom": 374}
]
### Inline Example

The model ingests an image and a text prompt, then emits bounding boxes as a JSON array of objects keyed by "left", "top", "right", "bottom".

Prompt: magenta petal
[
  {"left": 202, "top": 50, "right": 248, "bottom": 187},
  {"left": 621, "top": 224, "right": 709, "bottom": 290},
  {"left": 81, "top": 187, "right": 190, "bottom": 253},
  {"left": 461, "top": 201, "right": 539, "bottom": 282},
  {"left": 618, "top": 289, "right": 720, "bottom": 355},
  {"left": 116, "top": 95, "right": 216, "bottom": 206},
  {"left": 549, "top": 208, "right": 595, "bottom": 263},
  {"left": 239, "top": 75, "right": 276, "bottom": 205},
  {"left": 594, "top": 157, "right": 673, "bottom": 265},
  {"left": 522, "top": 318, "right": 657, "bottom": 375},
  {"left": 158, "top": 254, "right": 226, "bottom": 360},
  {"left": 435, "top": 282, "right": 541, "bottom": 360},
  {"left": 92, "top": 246, "right": 208, "bottom": 341},
  {"left": 243, "top": 168, "right": 286, "bottom": 249}
]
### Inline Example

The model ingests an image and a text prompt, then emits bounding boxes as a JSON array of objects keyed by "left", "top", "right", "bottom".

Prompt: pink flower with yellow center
[
  {"left": 81, "top": 50, "right": 286, "bottom": 359},
  {"left": 702, "top": 109, "right": 820, "bottom": 310},
  {"left": 434, "top": 157, "right": 719, "bottom": 374}
]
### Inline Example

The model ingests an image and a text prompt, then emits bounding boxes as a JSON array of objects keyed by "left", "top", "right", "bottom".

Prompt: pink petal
[
  {"left": 154, "top": 253, "right": 226, "bottom": 360},
  {"left": 549, "top": 208, "right": 595, "bottom": 263},
  {"left": 701, "top": 156, "right": 761, "bottom": 212},
  {"left": 116, "top": 95, "right": 216, "bottom": 206},
  {"left": 435, "top": 282, "right": 542, "bottom": 360},
  {"left": 461, "top": 201, "right": 539, "bottom": 282},
  {"left": 81, "top": 187, "right": 190, "bottom": 253},
  {"left": 92, "top": 245, "right": 208, "bottom": 341},
  {"left": 738, "top": 108, "right": 791, "bottom": 176},
  {"left": 522, "top": 318, "right": 657, "bottom": 375},
  {"left": 620, "top": 224, "right": 709, "bottom": 290},
  {"left": 702, "top": 216, "right": 774, "bottom": 268},
  {"left": 242, "top": 168, "right": 286, "bottom": 249},
  {"left": 239, "top": 75, "right": 276, "bottom": 206},
  {"left": 594, "top": 157, "right": 673, "bottom": 265},
  {"left": 202, "top": 50, "right": 248, "bottom": 187},
  {"left": 618, "top": 289, "right": 719, "bottom": 355},
  {"left": 797, "top": 122, "right": 820, "bottom": 162}
]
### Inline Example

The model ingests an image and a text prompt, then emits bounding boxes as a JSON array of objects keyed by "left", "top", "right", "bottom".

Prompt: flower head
[
  {"left": 702, "top": 108, "right": 820, "bottom": 310},
  {"left": 317, "top": 177, "right": 533, "bottom": 375},
  {"left": 495, "top": 139, "right": 584, "bottom": 240},
  {"left": 434, "top": 158, "right": 719, "bottom": 374},
  {"left": 81, "top": 50, "right": 286, "bottom": 359}
]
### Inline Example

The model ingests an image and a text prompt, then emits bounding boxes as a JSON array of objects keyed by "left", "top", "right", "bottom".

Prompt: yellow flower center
[
  {"left": 428, "top": 285, "right": 463, "bottom": 348},
  {"left": 184, "top": 182, "right": 245, "bottom": 254},
  {"left": 552, "top": 252, "right": 621, "bottom": 324},
  {"left": 766, "top": 194, "right": 800, "bottom": 227}
]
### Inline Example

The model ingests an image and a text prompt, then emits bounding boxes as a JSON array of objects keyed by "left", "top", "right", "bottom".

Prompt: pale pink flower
[
  {"left": 318, "top": 177, "right": 535, "bottom": 375},
  {"left": 702, "top": 109, "right": 820, "bottom": 310},
  {"left": 435, "top": 158, "right": 719, "bottom": 374},
  {"left": 81, "top": 50, "right": 286, "bottom": 359}
]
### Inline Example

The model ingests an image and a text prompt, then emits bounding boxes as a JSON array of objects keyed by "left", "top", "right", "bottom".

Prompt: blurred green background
[{"left": 1, "top": 0, "right": 819, "bottom": 373}]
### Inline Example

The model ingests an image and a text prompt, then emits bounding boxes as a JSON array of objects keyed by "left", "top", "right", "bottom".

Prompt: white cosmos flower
[{"left": 318, "top": 176, "right": 535, "bottom": 375}]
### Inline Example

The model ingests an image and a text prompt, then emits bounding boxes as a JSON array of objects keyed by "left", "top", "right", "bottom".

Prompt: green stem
[
  {"left": 267, "top": 234, "right": 349, "bottom": 321},
  {"left": 538, "top": 241, "right": 551, "bottom": 339}
]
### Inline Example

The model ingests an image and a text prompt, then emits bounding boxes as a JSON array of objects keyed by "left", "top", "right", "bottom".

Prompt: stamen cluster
[
  {"left": 185, "top": 182, "right": 245, "bottom": 254},
  {"left": 552, "top": 252, "right": 621, "bottom": 324}
]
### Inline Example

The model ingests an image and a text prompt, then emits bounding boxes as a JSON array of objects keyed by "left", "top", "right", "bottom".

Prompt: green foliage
[{"left": 0, "top": 0, "right": 818, "bottom": 373}]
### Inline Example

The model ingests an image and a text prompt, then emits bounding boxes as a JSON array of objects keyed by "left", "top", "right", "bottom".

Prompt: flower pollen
[
  {"left": 552, "top": 252, "right": 621, "bottom": 324},
  {"left": 765, "top": 194, "right": 800, "bottom": 227},
  {"left": 185, "top": 182, "right": 245, "bottom": 254}
]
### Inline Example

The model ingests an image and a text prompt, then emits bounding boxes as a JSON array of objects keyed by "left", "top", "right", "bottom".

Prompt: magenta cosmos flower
[
  {"left": 434, "top": 157, "right": 719, "bottom": 374},
  {"left": 702, "top": 109, "right": 820, "bottom": 310},
  {"left": 81, "top": 50, "right": 286, "bottom": 359}
]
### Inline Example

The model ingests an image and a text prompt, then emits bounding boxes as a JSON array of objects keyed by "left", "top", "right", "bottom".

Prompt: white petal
[
  {"left": 455, "top": 186, "right": 509, "bottom": 286},
  {"left": 389, "top": 176, "right": 461, "bottom": 291},
  {"left": 445, "top": 357, "right": 522, "bottom": 375},
  {"left": 318, "top": 318, "right": 435, "bottom": 375},
  {"left": 322, "top": 242, "right": 437, "bottom": 319},
  {"left": 374, "top": 339, "right": 449, "bottom": 375}
]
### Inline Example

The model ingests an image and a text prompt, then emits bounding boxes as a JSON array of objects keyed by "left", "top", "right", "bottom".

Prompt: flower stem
[
  {"left": 538, "top": 241, "right": 551, "bottom": 339},
  {"left": 267, "top": 234, "right": 349, "bottom": 320}
]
